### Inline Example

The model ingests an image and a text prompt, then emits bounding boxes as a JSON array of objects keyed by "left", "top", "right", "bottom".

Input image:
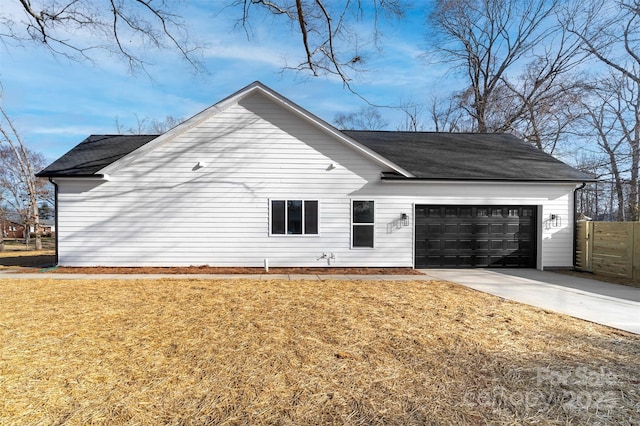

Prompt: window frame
[
  {"left": 269, "top": 199, "right": 319, "bottom": 236},
  {"left": 351, "top": 200, "right": 375, "bottom": 249}
]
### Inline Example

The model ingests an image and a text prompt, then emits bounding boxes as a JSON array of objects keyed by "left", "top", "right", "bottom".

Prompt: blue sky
[{"left": 0, "top": 2, "right": 459, "bottom": 163}]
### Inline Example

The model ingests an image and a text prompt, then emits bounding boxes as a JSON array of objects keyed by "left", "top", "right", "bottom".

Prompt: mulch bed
[{"left": 40, "top": 266, "right": 424, "bottom": 275}]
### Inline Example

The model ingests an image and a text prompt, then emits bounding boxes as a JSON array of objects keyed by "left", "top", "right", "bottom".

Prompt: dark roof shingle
[
  {"left": 343, "top": 131, "right": 593, "bottom": 181},
  {"left": 37, "top": 131, "right": 592, "bottom": 182},
  {"left": 36, "top": 135, "right": 158, "bottom": 177}
]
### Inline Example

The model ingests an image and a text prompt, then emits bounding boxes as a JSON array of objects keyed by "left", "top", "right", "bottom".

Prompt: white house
[{"left": 37, "top": 82, "right": 593, "bottom": 269}]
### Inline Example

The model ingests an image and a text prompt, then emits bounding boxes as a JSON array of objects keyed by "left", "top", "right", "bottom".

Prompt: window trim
[
  {"left": 351, "top": 200, "right": 375, "bottom": 249},
  {"left": 269, "top": 199, "right": 320, "bottom": 236}
]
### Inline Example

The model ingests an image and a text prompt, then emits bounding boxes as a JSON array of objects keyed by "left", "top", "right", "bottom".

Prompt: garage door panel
[
  {"left": 490, "top": 224, "right": 507, "bottom": 234},
  {"left": 458, "top": 239, "right": 474, "bottom": 250},
  {"left": 506, "top": 240, "right": 520, "bottom": 250},
  {"left": 426, "top": 240, "right": 440, "bottom": 250},
  {"left": 458, "top": 224, "right": 473, "bottom": 234},
  {"left": 475, "top": 224, "right": 489, "bottom": 234},
  {"left": 444, "top": 224, "right": 459, "bottom": 234},
  {"left": 506, "top": 223, "right": 519, "bottom": 233},
  {"left": 461, "top": 256, "right": 474, "bottom": 266},
  {"left": 444, "top": 240, "right": 458, "bottom": 250},
  {"left": 490, "top": 240, "right": 504, "bottom": 250},
  {"left": 427, "top": 224, "right": 442, "bottom": 233},
  {"left": 415, "top": 205, "right": 537, "bottom": 268},
  {"left": 520, "top": 224, "right": 532, "bottom": 233}
]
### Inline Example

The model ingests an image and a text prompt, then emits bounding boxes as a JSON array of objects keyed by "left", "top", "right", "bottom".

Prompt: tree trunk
[
  {"left": 474, "top": 89, "right": 488, "bottom": 133},
  {"left": 606, "top": 150, "right": 626, "bottom": 221},
  {"left": 32, "top": 201, "right": 42, "bottom": 250},
  {"left": 630, "top": 121, "right": 640, "bottom": 221}
]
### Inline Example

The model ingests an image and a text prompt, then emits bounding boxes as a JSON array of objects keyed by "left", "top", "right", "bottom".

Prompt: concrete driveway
[{"left": 422, "top": 269, "right": 640, "bottom": 335}]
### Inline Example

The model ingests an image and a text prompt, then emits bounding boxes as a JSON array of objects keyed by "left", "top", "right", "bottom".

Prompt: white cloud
[
  {"left": 29, "top": 125, "right": 103, "bottom": 136},
  {"left": 203, "top": 42, "right": 287, "bottom": 68}
]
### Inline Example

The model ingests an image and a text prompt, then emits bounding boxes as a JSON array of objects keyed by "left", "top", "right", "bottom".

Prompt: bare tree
[
  {"left": 579, "top": 85, "right": 628, "bottom": 220},
  {"left": 235, "top": 0, "right": 406, "bottom": 85},
  {"left": 115, "top": 114, "right": 182, "bottom": 134},
  {"left": 566, "top": 0, "right": 640, "bottom": 86},
  {"left": 426, "top": 0, "right": 589, "bottom": 160},
  {"left": 428, "top": 96, "right": 466, "bottom": 133},
  {"left": 3, "top": 1, "right": 409, "bottom": 83},
  {"left": 395, "top": 99, "right": 426, "bottom": 132},
  {"left": 572, "top": 153, "right": 614, "bottom": 220},
  {"left": 148, "top": 115, "right": 182, "bottom": 133},
  {"left": 428, "top": 0, "right": 563, "bottom": 132},
  {"left": 503, "top": 65, "right": 586, "bottom": 154},
  {"left": 0, "top": 145, "right": 51, "bottom": 248},
  {"left": 333, "top": 106, "right": 388, "bottom": 130},
  {"left": 568, "top": 0, "right": 640, "bottom": 220},
  {"left": 578, "top": 71, "right": 640, "bottom": 221},
  {"left": 0, "top": 99, "right": 50, "bottom": 250},
  {"left": 1, "top": 0, "right": 203, "bottom": 75}
]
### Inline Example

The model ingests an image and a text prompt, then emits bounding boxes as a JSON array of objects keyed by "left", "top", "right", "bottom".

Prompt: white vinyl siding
[
  {"left": 56, "top": 92, "right": 403, "bottom": 267},
  {"left": 54, "top": 90, "right": 580, "bottom": 269}
]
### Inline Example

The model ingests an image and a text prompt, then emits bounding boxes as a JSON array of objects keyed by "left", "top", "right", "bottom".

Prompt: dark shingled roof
[
  {"left": 343, "top": 131, "right": 593, "bottom": 182},
  {"left": 37, "top": 131, "right": 593, "bottom": 182},
  {"left": 36, "top": 135, "right": 158, "bottom": 177}
]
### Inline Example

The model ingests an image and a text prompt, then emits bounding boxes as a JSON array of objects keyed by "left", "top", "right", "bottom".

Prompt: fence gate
[{"left": 576, "top": 221, "right": 640, "bottom": 286}]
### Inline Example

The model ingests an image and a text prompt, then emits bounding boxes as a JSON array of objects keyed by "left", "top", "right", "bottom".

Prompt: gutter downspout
[
  {"left": 49, "top": 178, "right": 59, "bottom": 265},
  {"left": 573, "top": 182, "right": 587, "bottom": 270}
]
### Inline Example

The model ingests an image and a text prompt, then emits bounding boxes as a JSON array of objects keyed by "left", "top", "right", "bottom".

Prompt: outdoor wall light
[
  {"left": 549, "top": 214, "right": 561, "bottom": 227},
  {"left": 401, "top": 213, "right": 409, "bottom": 226},
  {"left": 193, "top": 161, "right": 207, "bottom": 171}
]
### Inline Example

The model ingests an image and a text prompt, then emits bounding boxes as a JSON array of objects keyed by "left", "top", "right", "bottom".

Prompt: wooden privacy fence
[{"left": 576, "top": 221, "right": 640, "bottom": 286}]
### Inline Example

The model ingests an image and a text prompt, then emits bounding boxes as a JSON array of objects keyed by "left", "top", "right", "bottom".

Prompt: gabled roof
[
  {"left": 36, "top": 135, "right": 157, "bottom": 177},
  {"left": 36, "top": 82, "right": 593, "bottom": 183},
  {"left": 95, "top": 81, "right": 411, "bottom": 177},
  {"left": 343, "top": 131, "right": 594, "bottom": 182}
]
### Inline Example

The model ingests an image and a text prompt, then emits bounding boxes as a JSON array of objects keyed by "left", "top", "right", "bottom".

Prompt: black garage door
[{"left": 415, "top": 205, "right": 537, "bottom": 268}]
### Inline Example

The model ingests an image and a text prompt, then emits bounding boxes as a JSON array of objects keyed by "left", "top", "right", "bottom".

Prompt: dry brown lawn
[{"left": 1, "top": 278, "right": 638, "bottom": 425}]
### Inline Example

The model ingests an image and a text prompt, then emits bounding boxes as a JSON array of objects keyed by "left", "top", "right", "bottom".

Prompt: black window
[
  {"left": 271, "top": 200, "right": 318, "bottom": 235},
  {"left": 287, "top": 200, "right": 302, "bottom": 234},
  {"left": 304, "top": 201, "right": 318, "bottom": 234},
  {"left": 352, "top": 200, "right": 374, "bottom": 248}
]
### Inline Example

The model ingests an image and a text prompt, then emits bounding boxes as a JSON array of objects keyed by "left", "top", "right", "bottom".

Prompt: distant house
[
  {"left": 1, "top": 219, "right": 25, "bottom": 239},
  {"left": 37, "top": 82, "right": 593, "bottom": 269},
  {"left": 30, "top": 219, "right": 56, "bottom": 237}
]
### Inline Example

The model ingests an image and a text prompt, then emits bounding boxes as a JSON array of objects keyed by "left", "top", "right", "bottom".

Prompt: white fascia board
[
  {"left": 381, "top": 179, "right": 587, "bottom": 187},
  {"left": 50, "top": 175, "right": 111, "bottom": 182}
]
